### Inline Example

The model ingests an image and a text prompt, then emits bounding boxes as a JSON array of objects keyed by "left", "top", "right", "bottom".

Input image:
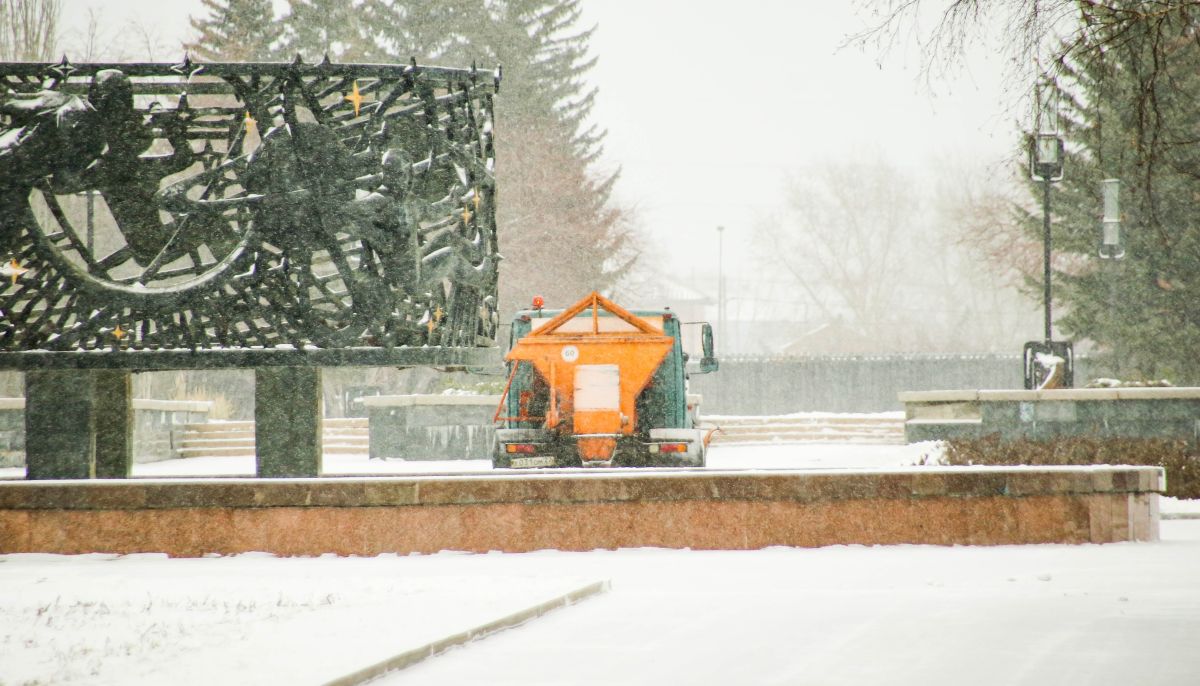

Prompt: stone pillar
[
  {"left": 24, "top": 369, "right": 134, "bottom": 480},
  {"left": 255, "top": 367, "right": 322, "bottom": 477},
  {"left": 25, "top": 370, "right": 96, "bottom": 480},
  {"left": 93, "top": 370, "right": 133, "bottom": 478}
]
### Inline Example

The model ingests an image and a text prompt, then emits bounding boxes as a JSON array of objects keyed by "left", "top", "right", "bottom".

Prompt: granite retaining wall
[
  {"left": 901, "top": 387, "right": 1200, "bottom": 443},
  {"left": 0, "top": 466, "right": 1163, "bottom": 556}
]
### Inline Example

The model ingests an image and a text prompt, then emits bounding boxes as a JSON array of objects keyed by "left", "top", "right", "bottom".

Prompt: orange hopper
[{"left": 503, "top": 292, "right": 674, "bottom": 463}]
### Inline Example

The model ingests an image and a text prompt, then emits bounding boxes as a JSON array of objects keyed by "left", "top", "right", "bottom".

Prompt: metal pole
[
  {"left": 1109, "top": 259, "right": 1120, "bottom": 377},
  {"left": 717, "top": 225, "right": 725, "bottom": 348},
  {"left": 1042, "top": 176, "right": 1052, "bottom": 342}
]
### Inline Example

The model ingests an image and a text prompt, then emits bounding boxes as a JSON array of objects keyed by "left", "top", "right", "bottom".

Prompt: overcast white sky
[
  {"left": 56, "top": 0, "right": 1022, "bottom": 287},
  {"left": 583, "top": 2, "right": 1018, "bottom": 269}
]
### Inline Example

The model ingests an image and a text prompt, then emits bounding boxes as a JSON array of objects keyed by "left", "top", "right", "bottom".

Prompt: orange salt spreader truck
[{"left": 492, "top": 291, "right": 719, "bottom": 468}]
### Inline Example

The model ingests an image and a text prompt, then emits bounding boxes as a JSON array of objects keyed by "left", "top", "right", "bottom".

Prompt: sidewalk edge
[{"left": 321, "top": 579, "right": 610, "bottom": 686}]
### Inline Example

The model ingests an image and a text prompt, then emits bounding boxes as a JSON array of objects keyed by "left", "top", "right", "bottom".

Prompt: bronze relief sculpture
[{"left": 0, "top": 58, "right": 499, "bottom": 353}]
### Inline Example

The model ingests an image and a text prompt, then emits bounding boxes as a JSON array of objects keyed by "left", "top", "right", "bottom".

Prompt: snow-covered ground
[
  {"left": 0, "top": 440, "right": 942, "bottom": 479},
  {"left": 391, "top": 524, "right": 1200, "bottom": 686},
  {"left": 0, "top": 553, "right": 598, "bottom": 686},
  {"left": 4, "top": 523, "right": 1198, "bottom": 685},
  {"left": 2, "top": 442, "right": 1199, "bottom": 685}
]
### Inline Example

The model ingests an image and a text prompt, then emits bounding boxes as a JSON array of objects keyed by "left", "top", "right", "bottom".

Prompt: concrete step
[
  {"left": 701, "top": 414, "right": 905, "bottom": 445},
  {"left": 183, "top": 418, "right": 368, "bottom": 432},
  {"left": 320, "top": 436, "right": 369, "bottom": 446},
  {"left": 711, "top": 433, "right": 902, "bottom": 442},
  {"left": 175, "top": 419, "right": 370, "bottom": 458},
  {"left": 179, "top": 437, "right": 257, "bottom": 449},
  {"left": 710, "top": 433, "right": 902, "bottom": 445},
  {"left": 178, "top": 443, "right": 370, "bottom": 458},
  {"left": 184, "top": 421, "right": 254, "bottom": 433},
  {"left": 704, "top": 415, "right": 904, "bottom": 426},
  {"left": 177, "top": 445, "right": 258, "bottom": 458},
  {"left": 179, "top": 429, "right": 255, "bottom": 441},
  {"left": 180, "top": 430, "right": 368, "bottom": 439},
  {"left": 325, "top": 417, "right": 369, "bottom": 428},
  {"left": 712, "top": 428, "right": 903, "bottom": 438},
  {"left": 711, "top": 423, "right": 902, "bottom": 434}
]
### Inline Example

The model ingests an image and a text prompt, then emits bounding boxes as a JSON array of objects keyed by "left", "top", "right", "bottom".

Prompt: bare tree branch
[{"left": 0, "top": 0, "right": 60, "bottom": 61}]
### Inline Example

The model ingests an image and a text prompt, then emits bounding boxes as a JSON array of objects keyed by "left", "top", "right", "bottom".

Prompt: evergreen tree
[
  {"left": 1021, "top": 8, "right": 1200, "bottom": 381},
  {"left": 280, "top": 0, "right": 377, "bottom": 62},
  {"left": 462, "top": 0, "right": 630, "bottom": 314},
  {"left": 187, "top": 0, "right": 283, "bottom": 62},
  {"left": 284, "top": 0, "right": 634, "bottom": 315}
]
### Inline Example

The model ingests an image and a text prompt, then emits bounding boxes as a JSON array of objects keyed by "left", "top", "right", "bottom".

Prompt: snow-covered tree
[
  {"left": 279, "top": 0, "right": 377, "bottom": 62},
  {"left": 280, "top": 0, "right": 634, "bottom": 315},
  {"left": 187, "top": 0, "right": 282, "bottom": 62}
]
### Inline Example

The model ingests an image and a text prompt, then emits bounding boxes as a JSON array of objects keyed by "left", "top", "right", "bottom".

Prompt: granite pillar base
[
  {"left": 24, "top": 370, "right": 133, "bottom": 480},
  {"left": 255, "top": 367, "right": 322, "bottom": 477}
]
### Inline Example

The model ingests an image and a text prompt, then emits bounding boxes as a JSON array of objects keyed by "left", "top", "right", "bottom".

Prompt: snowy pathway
[
  {"left": 393, "top": 522, "right": 1200, "bottom": 686},
  {"left": 3, "top": 523, "right": 1197, "bottom": 686},
  {"left": 2, "top": 442, "right": 1198, "bottom": 685}
]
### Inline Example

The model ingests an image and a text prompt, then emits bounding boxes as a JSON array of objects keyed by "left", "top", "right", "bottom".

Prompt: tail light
[
  {"left": 505, "top": 443, "right": 538, "bottom": 454},
  {"left": 650, "top": 442, "right": 689, "bottom": 454}
]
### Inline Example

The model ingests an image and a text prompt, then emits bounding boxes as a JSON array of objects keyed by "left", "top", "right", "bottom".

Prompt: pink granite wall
[{"left": 0, "top": 473, "right": 1161, "bottom": 557}]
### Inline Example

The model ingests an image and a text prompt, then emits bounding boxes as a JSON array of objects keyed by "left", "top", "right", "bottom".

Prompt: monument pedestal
[
  {"left": 6, "top": 347, "right": 497, "bottom": 480},
  {"left": 255, "top": 367, "right": 323, "bottom": 478},
  {"left": 25, "top": 370, "right": 133, "bottom": 480}
]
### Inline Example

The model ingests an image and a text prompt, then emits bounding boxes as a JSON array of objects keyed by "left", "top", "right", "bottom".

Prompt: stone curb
[
  {"left": 0, "top": 466, "right": 1166, "bottom": 511},
  {"left": 321, "top": 579, "right": 610, "bottom": 686}
]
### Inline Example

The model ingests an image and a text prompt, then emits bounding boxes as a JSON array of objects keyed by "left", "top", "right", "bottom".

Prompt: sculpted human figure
[
  {"left": 0, "top": 78, "right": 96, "bottom": 248},
  {"left": 0, "top": 69, "right": 195, "bottom": 263},
  {"left": 0, "top": 59, "right": 498, "bottom": 351}
]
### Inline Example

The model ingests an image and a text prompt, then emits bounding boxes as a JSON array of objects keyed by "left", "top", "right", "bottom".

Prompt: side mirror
[{"left": 698, "top": 322, "right": 719, "bottom": 374}]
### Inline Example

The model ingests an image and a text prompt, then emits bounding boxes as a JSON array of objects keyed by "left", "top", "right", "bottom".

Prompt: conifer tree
[
  {"left": 283, "top": 0, "right": 633, "bottom": 315},
  {"left": 1018, "top": 9, "right": 1200, "bottom": 382},
  {"left": 855, "top": 0, "right": 1200, "bottom": 378},
  {"left": 280, "top": 0, "right": 376, "bottom": 62},
  {"left": 187, "top": 0, "right": 283, "bottom": 62}
]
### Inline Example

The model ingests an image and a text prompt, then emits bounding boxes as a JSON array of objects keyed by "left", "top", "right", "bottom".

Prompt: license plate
[{"left": 511, "top": 455, "right": 555, "bottom": 468}]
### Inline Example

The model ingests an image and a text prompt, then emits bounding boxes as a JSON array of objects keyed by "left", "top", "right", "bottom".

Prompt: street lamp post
[
  {"left": 1023, "top": 78, "right": 1074, "bottom": 389},
  {"left": 1030, "top": 85, "right": 1064, "bottom": 342},
  {"left": 1038, "top": 144, "right": 1058, "bottom": 341}
]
